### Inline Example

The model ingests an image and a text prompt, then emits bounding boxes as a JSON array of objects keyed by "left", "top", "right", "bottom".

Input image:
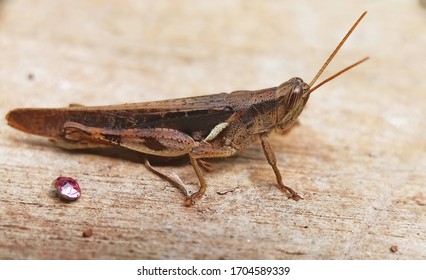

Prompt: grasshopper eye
[
  {"left": 293, "top": 84, "right": 303, "bottom": 95},
  {"left": 291, "top": 77, "right": 307, "bottom": 96},
  {"left": 293, "top": 78, "right": 310, "bottom": 98}
]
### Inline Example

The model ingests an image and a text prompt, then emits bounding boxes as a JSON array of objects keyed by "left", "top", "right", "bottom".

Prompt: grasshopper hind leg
[
  {"left": 145, "top": 156, "right": 211, "bottom": 206},
  {"left": 144, "top": 158, "right": 190, "bottom": 197}
]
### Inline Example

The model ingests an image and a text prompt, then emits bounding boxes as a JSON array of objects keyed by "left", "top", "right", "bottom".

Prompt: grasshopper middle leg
[{"left": 185, "top": 144, "right": 236, "bottom": 206}]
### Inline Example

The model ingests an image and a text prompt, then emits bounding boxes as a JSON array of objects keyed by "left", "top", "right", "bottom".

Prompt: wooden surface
[{"left": 1, "top": 0, "right": 425, "bottom": 260}]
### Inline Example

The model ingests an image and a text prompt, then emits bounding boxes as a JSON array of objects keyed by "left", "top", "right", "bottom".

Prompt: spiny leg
[
  {"left": 144, "top": 158, "right": 189, "bottom": 197},
  {"left": 184, "top": 155, "right": 208, "bottom": 207},
  {"left": 260, "top": 133, "right": 302, "bottom": 201}
]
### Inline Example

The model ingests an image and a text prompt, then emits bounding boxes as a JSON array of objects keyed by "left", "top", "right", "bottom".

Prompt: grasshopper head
[
  {"left": 274, "top": 12, "right": 369, "bottom": 133},
  {"left": 275, "top": 77, "right": 310, "bottom": 130}
]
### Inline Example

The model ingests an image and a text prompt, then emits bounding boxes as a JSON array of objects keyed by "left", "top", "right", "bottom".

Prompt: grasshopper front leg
[
  {"left": 191, "top": 133, "right": 303, "bottom": 202},
  {"left": 260, "top": 133, "right": 302, "bottom": 201}
]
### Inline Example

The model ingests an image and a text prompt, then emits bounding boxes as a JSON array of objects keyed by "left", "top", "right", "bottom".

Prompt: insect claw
[
  {"left": 183, "top": 192, "right": 203, "bottom": 207},
  {"left": 183, "top": 197, "right": 194, "bottom": 207},
  {"left": 281, "top": 183, "right": 303, "bottom": 201},
  {"left": 288, "top": 192, "right": 303, "bottom": 201}
]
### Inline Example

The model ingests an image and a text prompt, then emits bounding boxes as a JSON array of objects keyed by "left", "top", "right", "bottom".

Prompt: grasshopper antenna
[
  {"left": 307, "top": 11, "right": 368, "bottom": 92},
  {"left": 309, "top": 56, "right": 369, "bottom": 94}
]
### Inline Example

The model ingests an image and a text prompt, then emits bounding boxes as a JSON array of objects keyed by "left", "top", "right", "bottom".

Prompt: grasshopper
[{"left": 6, "top": 12, "right": 368, "bottom": 206}]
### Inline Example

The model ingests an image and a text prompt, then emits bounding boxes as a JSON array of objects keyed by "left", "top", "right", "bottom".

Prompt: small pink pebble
[{"left": 53, "top": 177, "right": 81, "bottom": 201}]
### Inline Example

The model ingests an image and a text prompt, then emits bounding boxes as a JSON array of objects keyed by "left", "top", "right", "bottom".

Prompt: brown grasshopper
[{"left": 6, "top": 12, "right": 368, "bottom": 206}]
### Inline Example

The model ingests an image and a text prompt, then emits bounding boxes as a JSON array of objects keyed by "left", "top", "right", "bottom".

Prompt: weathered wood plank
[{"left": 0, "top": 0, "right": 425, "bottom": 259}]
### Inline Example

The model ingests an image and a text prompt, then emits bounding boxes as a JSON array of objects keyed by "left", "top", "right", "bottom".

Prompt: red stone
[{"left": 53, "top": 177, "right": 81, "bottom": 201}]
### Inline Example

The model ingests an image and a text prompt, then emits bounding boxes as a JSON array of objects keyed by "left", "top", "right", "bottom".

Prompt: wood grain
[{"left": 1, "top": 0, "right": 425, "bottom": 259}]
